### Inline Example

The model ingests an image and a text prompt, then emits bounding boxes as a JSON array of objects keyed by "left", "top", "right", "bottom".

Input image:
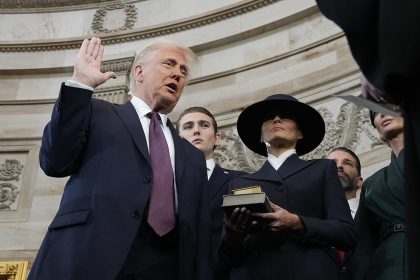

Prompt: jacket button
[
  {"left": 143, "top": 176, "right": 151, "bottom": 183},
  {"left": 132, "top": 210, "right": 140, "bottom": 219}
]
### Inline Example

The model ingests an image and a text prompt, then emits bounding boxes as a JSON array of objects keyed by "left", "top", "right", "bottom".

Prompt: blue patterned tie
[{"left": 146, "top": 111, "right": 175, "bottom": 236}]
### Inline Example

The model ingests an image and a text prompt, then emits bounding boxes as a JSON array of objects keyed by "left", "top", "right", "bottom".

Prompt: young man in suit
[
  {"left": 176, "top": 107, "right": 246, "bottom": 253},
  {"left": 28, "top": 37, "right": 212, "bottom": 280}
]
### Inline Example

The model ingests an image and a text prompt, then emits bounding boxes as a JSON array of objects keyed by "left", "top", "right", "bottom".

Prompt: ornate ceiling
[
  {"left": 1, "top": 0, "right": 112, "bottom": 9},
  {"left": 0, "top": 0, "right": 140, "bottom": 12}
]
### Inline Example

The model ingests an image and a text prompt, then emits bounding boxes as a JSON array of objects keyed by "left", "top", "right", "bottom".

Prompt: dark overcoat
[{"left": 226, "top": 155, "right": 357, "bottom": 280}]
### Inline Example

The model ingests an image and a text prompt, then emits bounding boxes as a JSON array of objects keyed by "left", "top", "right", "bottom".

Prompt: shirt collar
[
  {"left": 206, "top": 158, "right": 215, "bottom": 172},
  {"left": 347, "top": 196, "right": 359, "bottom": 218},
  {"left": 130, "top": 95, "right": 168, "bottom": 125},
  {"left": 206, "top": 158, "right": 215, "bottom": 180},
  {"left": 267, "top": 149, "right": 296, "bottom": 170}
]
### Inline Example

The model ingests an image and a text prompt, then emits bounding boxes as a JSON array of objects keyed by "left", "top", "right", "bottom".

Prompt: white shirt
[
  {"left": 267, "top": 149, "right": 297, "bottom": 170},
  {"left": 129, "top": 95, "right": 176, "bottom": 170},
  {"left": 347, "top": 196, "right": 359, "bottom": 219},
  {"left": 206, "top": 158, "right": 216, "bottom": 179}
]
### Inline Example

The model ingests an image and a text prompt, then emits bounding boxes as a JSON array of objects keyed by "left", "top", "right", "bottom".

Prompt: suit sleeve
[
  {"left": 298, "top": 160, "right": 358, "bottom": 251},
  {"left": 39, "top": 83, "right": 93, "bottom": 177}
]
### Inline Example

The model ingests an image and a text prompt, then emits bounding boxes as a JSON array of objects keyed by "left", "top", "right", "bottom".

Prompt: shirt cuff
[{"left": 65, "top": 80, "right": 94, "bottom": 92}]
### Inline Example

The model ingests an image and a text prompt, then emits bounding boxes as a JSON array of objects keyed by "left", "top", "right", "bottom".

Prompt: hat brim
[{"left": 237, "top": 99, "right": 325, "bottom": 156}]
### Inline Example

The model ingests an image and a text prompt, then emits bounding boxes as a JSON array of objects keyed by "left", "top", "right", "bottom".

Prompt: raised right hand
[{"left": 72, "top": 37, "right": 117, "bottom": 88}]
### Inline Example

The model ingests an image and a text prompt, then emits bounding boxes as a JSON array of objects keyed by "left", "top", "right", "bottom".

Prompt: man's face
[
  {"left": 327, "top": 150, "right": 360, "bottom": 192},
  {"left": 134, "top": 47, "right": 189, "bottom": 113},
  {"left": 178, "top": 112, "right": 221, "bottom": 160},
  {"left": 260, "top": 114, "right": 302, "bottom": 150}
]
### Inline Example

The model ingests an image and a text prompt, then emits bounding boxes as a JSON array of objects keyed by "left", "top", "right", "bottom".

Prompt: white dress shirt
[
  {"left": 267, "top": 149, "right": 297, "bottom": 170},
  {"left": 206, "top": 158, "right": 216, "bottom": 180},
  {"left": 347, "top": 196, "right": 359, "bottom": 219}
]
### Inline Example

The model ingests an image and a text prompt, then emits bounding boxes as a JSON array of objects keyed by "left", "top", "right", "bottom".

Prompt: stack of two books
[{"left": 221, "top": 185, "right": 273, "bottom": 214}]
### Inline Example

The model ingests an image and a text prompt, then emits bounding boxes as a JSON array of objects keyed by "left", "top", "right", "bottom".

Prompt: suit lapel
[
  {"left": 209, "top": 165, "right": 230, "bottom": 200},
  {"left": 168, "top": 121, "right": 186, "bottom": 188},
  {"left": 242, "top": 161, "right": 284, "bottom": 184},
  {"left": 277, "top": 154, "right": 317, "bottom": 179},
  {"left": 113, "top": 102, "right": 150, "bottom": 165}
]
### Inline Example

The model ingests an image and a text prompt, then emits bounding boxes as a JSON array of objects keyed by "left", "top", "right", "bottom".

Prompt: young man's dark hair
[{"left": 176, "top": 107, "right": 218, "bottom": 133}]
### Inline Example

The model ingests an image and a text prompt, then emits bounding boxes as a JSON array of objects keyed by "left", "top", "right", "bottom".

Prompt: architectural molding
[
  {"left": 0, "top": 142, "right": 39, "bottom": 221},
  {"left": 0, "top": 0, "right": 139, "bottom": 14},
  {"left": 93, "top": 85, "right": 129, "bottom": 104},
  {"left": 0, "top": 0, "right": 281, "bottom": 52},
  {"left": 100, "top": 56, "right": 135, "bottom": 75},
  {"left": 192, "top": 32, "right": 345, "bottom": 85},
  {"left": 0, "top": 182, "right": 19, "bottom": 210},
  {"left": 0, "top": 158, "right": 24, "bottom": 211},
  {"left": 0, "top": 159, "right": 24, "bottom": 181},
  {"left": 92, "top": 4, "right": 137, "bottom": 34}
]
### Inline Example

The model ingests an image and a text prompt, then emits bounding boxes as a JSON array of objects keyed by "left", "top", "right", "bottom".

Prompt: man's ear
[
  {"left": 214, "top": 132, "right": 222, "bottom": 146},
  {"left": 134, "top": 64, "right": 144, "bottom": 83},
  {"left": 355, "top": 177, "right": 363, "bottom": 190}
]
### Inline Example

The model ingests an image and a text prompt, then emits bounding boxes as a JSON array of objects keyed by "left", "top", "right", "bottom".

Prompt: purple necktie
[{"left": 146, "top": 111, "right": 175, "bottom": 236}]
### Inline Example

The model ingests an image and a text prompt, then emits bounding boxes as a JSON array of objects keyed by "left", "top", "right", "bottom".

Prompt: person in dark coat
[
  {"left": 352, "top": 112, "right": 406, "bottom": 280},
  {"left": 327, "top": 147, "right": 364, "bottom": 279},
  {"left": 28, "top": 37, "right": 212, "bottom": 280},
  {"left": 218, "top": 94, "right": 358, "bottom": 280},
  {"left": 314, "top": 2, "right": 420, "bottom": 277}
]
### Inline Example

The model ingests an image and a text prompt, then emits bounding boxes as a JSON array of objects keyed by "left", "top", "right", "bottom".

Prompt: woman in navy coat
[{"left": 219, "top": 94, "right": 357, "bottom": 280}]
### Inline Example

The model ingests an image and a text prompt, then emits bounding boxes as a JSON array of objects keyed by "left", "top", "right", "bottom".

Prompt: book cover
[{"left": 221, "top": 192, "right": 273, "bottom": 215}]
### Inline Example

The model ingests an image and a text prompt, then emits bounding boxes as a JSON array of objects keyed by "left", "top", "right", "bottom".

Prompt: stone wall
[{"left": 0, "top": 0, "right": 390, "bottom": 269}]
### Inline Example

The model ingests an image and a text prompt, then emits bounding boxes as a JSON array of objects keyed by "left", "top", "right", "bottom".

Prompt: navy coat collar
[{"left": 242, "top": 154, "right": 317, "bottom": 183}]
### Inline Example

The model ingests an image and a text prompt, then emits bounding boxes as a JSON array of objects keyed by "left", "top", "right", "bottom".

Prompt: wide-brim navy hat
[{"left": 237, "top": 94, "right": 325, "bottom": 156}]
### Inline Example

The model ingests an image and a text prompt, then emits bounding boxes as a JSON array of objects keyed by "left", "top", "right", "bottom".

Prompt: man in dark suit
[
  {"left": 327, "top": 147, "right": 364, "bottom": 279},
  {"left": 28, "top": 37, "right": 212, "bottom": 280},
  {"left": 176, "top": 107, "right": 246, "bottom": 253},
  {"left": 219, "top": 94, "right": 357, "bottom": 280},
  {"left": 314, "top": 2, "right": 420, "bottom": 277}
]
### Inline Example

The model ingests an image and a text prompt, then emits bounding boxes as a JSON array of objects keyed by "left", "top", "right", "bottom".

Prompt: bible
[{"left": 221, "top": 185, "right": 273, "bottom": 215}]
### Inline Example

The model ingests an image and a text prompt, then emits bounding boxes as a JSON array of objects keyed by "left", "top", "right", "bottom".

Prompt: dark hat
[{"left": 237, "top": 94, "right": 325, "bottom": 156}]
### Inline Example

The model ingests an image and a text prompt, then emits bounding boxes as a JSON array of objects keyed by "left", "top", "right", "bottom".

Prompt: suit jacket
[
  {"left": 208, "top": 165, "right": 246, "bottom": 253},
  {"left": 28, "top": 84, "right": 212, "bottom": 280},
  {"left": 223, "top": 155, "right": 357, "bottom": 280}
]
